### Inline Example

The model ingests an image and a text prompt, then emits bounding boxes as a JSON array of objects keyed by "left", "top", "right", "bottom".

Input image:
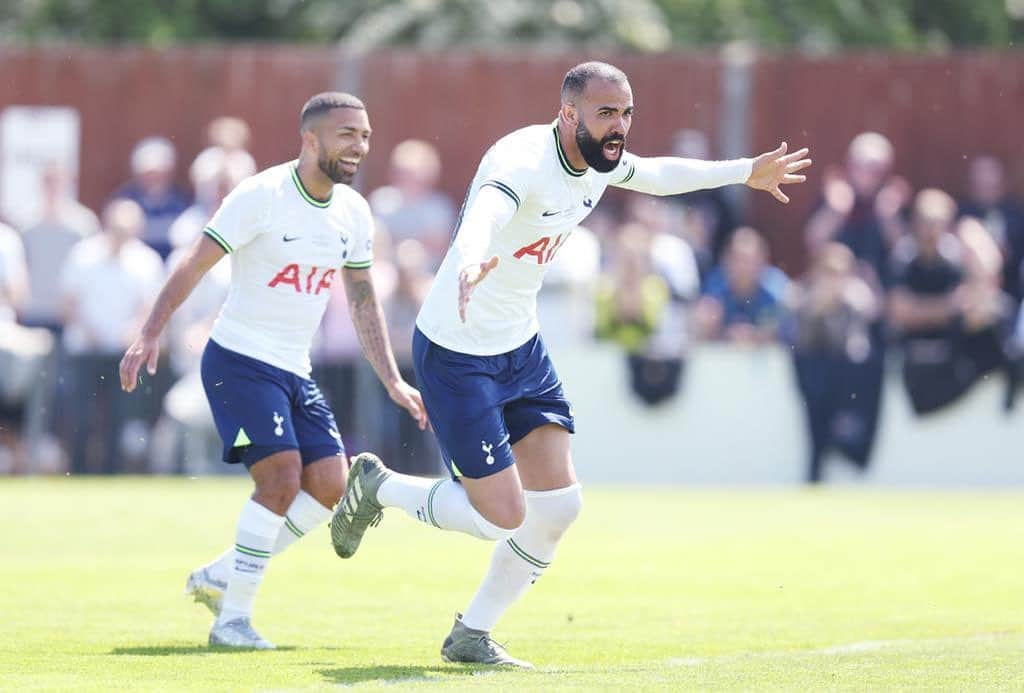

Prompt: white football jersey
[
  {"left": 416, "top": 123, "right": 634, "bottom": 355},
  {"left": 204, "top": 162, "right": 374, "bottom": 378}
]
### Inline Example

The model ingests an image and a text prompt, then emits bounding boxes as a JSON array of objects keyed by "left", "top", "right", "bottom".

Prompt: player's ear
[{"left": 560, "top": 102, "right": 578, "bottom": 126}]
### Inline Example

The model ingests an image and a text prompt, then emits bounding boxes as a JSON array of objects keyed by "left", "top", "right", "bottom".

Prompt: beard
[
  {"left": 575, "top": 120, "right": 624, "bottom": 173},
  {"left": 318, "top": 147, "right": 354, "bottom": 185}
]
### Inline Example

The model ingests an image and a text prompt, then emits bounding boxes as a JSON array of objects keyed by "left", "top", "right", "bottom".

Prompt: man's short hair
[
  {"left": 560, "top": 61, "right": 628, "bottom": 103},
  {"left": 300, "top": 92, "right": 365, "bottom": 132}
]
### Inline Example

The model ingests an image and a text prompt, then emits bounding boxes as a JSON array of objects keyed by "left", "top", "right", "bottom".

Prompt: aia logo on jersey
[
  {"left": 268, "top": 264, "right": 336, "bottom": 294},
  {"left": 513, "top": 233, "right": 571, "bottom": 265}
]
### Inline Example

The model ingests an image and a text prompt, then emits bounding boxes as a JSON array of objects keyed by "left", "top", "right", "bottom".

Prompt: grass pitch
[{"left": 1, "top": 478, "right": 1022, "bottom": 691}]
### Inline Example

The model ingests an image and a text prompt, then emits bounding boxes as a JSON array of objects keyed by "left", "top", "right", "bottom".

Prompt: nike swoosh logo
[
  {"left": 541, "top": 211, "right": 559, "bottom": 217},
  {"left": 283, "top": 235, "right": 301, "bottom": 242},
  {"left": 583, "top": 199, "right": 593, "bottom": 208}
]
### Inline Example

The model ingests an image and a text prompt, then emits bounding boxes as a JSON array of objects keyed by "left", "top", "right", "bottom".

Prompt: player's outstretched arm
[
  {"left": 119, "top": 235, "right": 225, "bottom": 393},
  {"left": 745, "top": 142, "right": 812, "bottom": 204},
  {"left": 342, "top": 267, "right": 428, "bottom": 430}
]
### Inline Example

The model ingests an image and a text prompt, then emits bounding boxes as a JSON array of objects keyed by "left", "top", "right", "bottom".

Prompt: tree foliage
[{"left": 1, "top": 0, "right": 1021, "bottom": 51}]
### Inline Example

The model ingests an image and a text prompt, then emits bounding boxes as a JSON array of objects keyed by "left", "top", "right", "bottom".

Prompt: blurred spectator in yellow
[
  {"left": 666, "top": 129, "right": 740, "bottom": 278},
  {"left": 368, "top": 139, "right": 455, "bottom": 266},
  {"left": 696, "top": 227, "right": 788, "bottom": 344},
  {"left": 788, "top": 242, "right": 883, "bottom": 483},
  {"left": 595, "top": 223, "right": 684, "bottom": 406},
  {"left": 59, "top": 199, "right": 164, "bottom": 473},
  {"left": 111, "top": 136, "right": 191, "bottom": 260},
  {"left": 19, "top": 162, "right": 100, "bottom": 332},
  {"left": 957, "top": 155, "right": 1024, "bottom": 301},
  {"left": 805, "top": 132, "right": 910, "bottom": 286}
]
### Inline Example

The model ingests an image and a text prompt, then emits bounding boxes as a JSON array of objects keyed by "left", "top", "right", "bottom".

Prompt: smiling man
[
  {"left": 119, "top": 92, "right": 426, "bottom": 649},
  {"left": 330, "top": 63, "right": 812, "bottom": 667}
]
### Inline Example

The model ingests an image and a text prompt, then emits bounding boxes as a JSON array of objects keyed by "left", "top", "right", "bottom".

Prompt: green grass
[{"left": 1, "top": 478, "right": 1022, "bottom": 691}]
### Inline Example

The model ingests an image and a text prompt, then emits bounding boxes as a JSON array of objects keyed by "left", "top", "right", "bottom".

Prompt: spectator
[
  {"left": 169, "top": 147, "right": 256, "bottom": 251},
  {"left": 805, "top": 132, "right": 910, "bottom": 286},
  {"left": 957, "top": 155, "right": 1024, "bottom": 301},
  {"left": 666, "top": 129, "right": 740, "bottom": 275},
  {"left": 0, "top": 221, "right": 37, "bottom": 472},
  {"left": 190, "top": 116, "right": 257, "bottom": 185},
  {"left": 0, "top": 220, "right": 27, "bottom": 322},
  {"left": 954, "top": 216, "right": 1018, "bottom": 399},
  {"left": 19, "top": 162, "right": 100, "bottom": 331},
  {"left": 60, "top": 199, "right": 165, "bottom": 473},
  {"left": 788, "top": 242, "right": 884, "bottom": 483},
  {"left": 368, "top": 139, "right": 455, "bottom": 266},
  {"left": 888, "top": 189, "right": 967, "bottom": 414},
  {"left": 380, "top": 238, "right": 441, "bottom": 473},
  {"left": 595, "top": 223, "right": 683, "bottom": 406},
  {"left": 696, "top": 227, "right": 788, "bottom": 344},
  {"left": 111, "top": 136, "right": 191, "bottom": 260}
]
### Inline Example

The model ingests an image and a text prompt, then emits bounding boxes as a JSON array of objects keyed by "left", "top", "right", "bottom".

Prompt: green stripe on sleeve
[
  {"left": 344, "top": 260, "right": 373, "bottom": 269},
  {"left": 481, "top": 180, "right": 521, "bottom": 208},
  {"left": 203, "top": 226, "right": 232, "bottom": 253}
]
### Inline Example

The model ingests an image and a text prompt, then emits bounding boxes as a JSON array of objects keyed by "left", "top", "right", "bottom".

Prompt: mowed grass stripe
[{"left": 0, "top": 478, "right": 1022, "bottom": 690}]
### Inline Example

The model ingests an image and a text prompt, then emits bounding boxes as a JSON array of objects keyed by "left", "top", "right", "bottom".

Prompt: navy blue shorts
[
  {"left": 412, "top": 327, "right": 574, "bottom": 480},
  {"left": 200, "top": 339, "right": 345, "bottom": 468}
]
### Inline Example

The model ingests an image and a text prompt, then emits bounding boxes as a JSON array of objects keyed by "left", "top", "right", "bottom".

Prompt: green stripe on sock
[
  {"left": 284, "top": 517, "right": 304, "bottom": 538},
  {"left": 235, "top": 544, "right": 271, "bottom": 558},
  {"left": 507, "top": 538, "right": 549, "bottom": 568},
  {"left": 425, "top": 480, "right": 444, "bottom": 528}
]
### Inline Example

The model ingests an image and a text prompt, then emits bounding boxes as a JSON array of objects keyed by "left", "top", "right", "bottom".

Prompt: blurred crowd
[{"left": 1, "top": 122, "right": 1022, "bottom": 482}]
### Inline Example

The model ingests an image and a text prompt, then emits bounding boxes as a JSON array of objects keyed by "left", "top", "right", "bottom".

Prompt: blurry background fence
[{"left": 3, "top": 46, "right": 1024, "bottom": 274}]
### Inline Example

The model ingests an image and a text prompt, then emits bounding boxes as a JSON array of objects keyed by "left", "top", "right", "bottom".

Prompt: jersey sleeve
[
  {"left": 202, "top": 177, "right": 268, "bottom": 253},
  {"left": 343, "top": 194, "right": 375, "bottom": 270},
  {"left": 474, "top": 141, "right": 538, "bottom": 212},
  {"left": 610, "top": 152, "right": 752, "bottom": 196}
]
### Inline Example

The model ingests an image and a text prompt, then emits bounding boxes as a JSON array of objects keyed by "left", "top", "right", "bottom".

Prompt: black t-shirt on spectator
[{"left": 890, "top": 235, "right": 963, "bottom": 340}]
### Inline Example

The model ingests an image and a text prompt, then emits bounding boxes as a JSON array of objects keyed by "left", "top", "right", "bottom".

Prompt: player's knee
[
  {"left": 254, "top": 472, "right": 301, "bottom": 515},
  {"left": 525, "top": 484, "right": 583, "bottom": 541},
  {"left": 307, "top": 476, "right": 344, "bottom": 509}
]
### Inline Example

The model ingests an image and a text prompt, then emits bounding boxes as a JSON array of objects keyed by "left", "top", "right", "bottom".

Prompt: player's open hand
[
  {"left": 387, "top": 380, "right": 429, "bottom": 431},
  {"left": 458, "top": 256, "right": 499, "bottom": 323},
  {"left": 747, "top": 142, "right": 812, "bottom": 204},
  {"left": 119, "top": 334, "right": 160, "bottom": 393}
]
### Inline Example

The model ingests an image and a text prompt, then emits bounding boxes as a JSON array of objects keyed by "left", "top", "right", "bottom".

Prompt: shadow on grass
[
  {"left": 318, "top": 664, "right": 501, "bottom": 685},
  {"left": 111, "top": 645, "right": 298, "bottom": 656}
]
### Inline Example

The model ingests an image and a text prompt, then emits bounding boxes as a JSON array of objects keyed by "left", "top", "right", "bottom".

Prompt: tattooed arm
[{"left": 342, "top": 267, "right": 428, "bottom": 429}]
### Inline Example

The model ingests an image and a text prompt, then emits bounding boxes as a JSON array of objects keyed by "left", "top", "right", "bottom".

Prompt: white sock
[
  {"left": 377, "top": 474, "right": 515, "bottom": 541},
  {"left": 217, "top": 499, "right": 285, "bottom": 625},
  {"left": 204, "top": 491, "right": 332, "bottom": 584},
  {"left": 272, "top": 490, "right": 333, "bottom": 554},
  {"left": 461, "top": 484, "right": 583, "bottom": 632}
]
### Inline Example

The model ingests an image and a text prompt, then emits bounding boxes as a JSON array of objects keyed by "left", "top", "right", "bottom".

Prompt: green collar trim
[
  {"left": 552, "top": 123, "right": 586, "bottom": 177},
  {"left": 290, "top": 162, "right": 332, "bottom": 208}
]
